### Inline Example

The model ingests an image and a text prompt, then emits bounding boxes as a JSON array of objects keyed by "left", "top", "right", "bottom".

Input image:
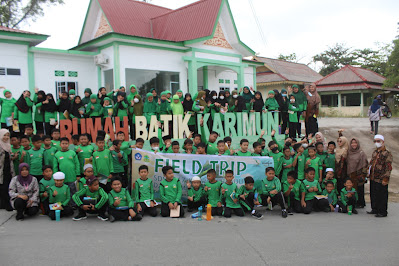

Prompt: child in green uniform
[
  {"left": 108, "top": 177, "right": 142, "bottom": 222},
  {"left": 300, "top": 167, "right": 329, "bottom": 214},
  {"left": 186, "top": 176, "right": 206, "bottom": 212},
  {"left": 237, "top": 176, "right": 263, "bottom": 219},
  {"left": 10, "top": 134, "right": 23, "bottom": 175},
  {"left": 283, "top": 171, "right": 302, "bottom": 214},
  {"left": 264, "top": 91, "right": 279, "bottom": 111},
  {"left": 215, "top": 140, "right": 230, "bottom": 155},
  {"left": 134, "top": 165, "right": 158, "bottom": 217},
  {"left": 321, "top": 168, "right": 337, "bottom": 193},
  {"left": 281, "top": 147, "right": 294, "bottom": 183},
  {"left": 170, "top": 141, "right": 181, "bottom": 154},
  {"left": 47, "top": 172, "right": 74, "bottom": 220},
  {"left": 221, "top": 170, "right": 244, "bottom": 218},
  {"left": 305, "top": 146, "right": 323, "bottom": 183},
  {"left": 26, "top": 135, "right": 44, "bottom": 181},
  {"left": 268, "top": 140, "right": 284, "bottom": 178},
  {"left": 204, "top": 169, "right": 223, "bottom": 216},
  {"left": 196, "top": 142, "right": 206, "bottom": 155},
  {"left": 234, "top": 139, "right": 252, "bottom": 156},
  {"left": 76, "top": 164, "right": 91, "bottom": 192},
  {"left": 149, "top": 137, "right": 160, "bottom": 153},
  {"left": 39, "top": 165, "right": 54, "bottom": 215},
  {"left": 75, "top": 134, "right": 94, "bottom": 176},
  {"left": 260, "top": 167, "right": 288, "bottom": 218},
  {"left": 69, "top": 135, "right": 80, "bottom": 151},
  {"left": 288, "top": 95, "right": 299, "bottom": 139},
  {"left": 14, "top": 90, "right": 33, "bottom": 133},
  {"left": 252, "top": 142, "right": 268, "bottom": 156},
  {"left": 110, "top": 140, "right": 128, "bottom": 188},
  {"left": 42, "top": 135, "right": 58, "bottom": 166},
  {"left": 92, "top": 136, "right": 113, "bottom": 192},
  {"left": 51, "top": 129, "right": 61, "bottom": 151},
  {"left": 53, "top": 138, "right": 80, "bottom": 198},
  {"left": 183, "top": 138, "right": 195, "bottom": 154},
  {"left": 322, "top": 181, "right": 338, "bottom": 212},
  {"left": 159, "top": 166, "right": 184, "bottom": 217},
  {"left": 0, "top": 89, "right": 16, "bottom": 131},
  {"left": 293, "top": 143, "right": 306, "bottom": 180},
  {"left": 86, "top": 94, "right": 103, "bottom": 119},
  {"left": 325, "top": 141, "right": 336, "bottom": 172},
  {"left": 102, "top": 97, "right": 113, "bottom": 120},
  {"left": 81, "top": 88, "right": 92, "bottom": 106},
  {"left": 41, "top": 93, "right": 58, "bottom": 136},
  {"left": 114, "top": 92, "right": 129, "bottom": 123},
  {"left": 199, "top": 118, "right": 218, "bottom": 154},
  {"left": 19, "top": 135, "right": 31, "bottom": 164},
  {"left": 315, "top": 142, "right": 327, "bottom": 176},
  {"left": 72, "top": 176, "right": 108, "bottom": 221},
  {"left": 338, "top": 179, "right": 358, "bottom": 214}
]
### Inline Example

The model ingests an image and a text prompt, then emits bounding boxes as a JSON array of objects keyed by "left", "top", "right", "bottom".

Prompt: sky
[{"left": 21, "top": 0, "right": 399, "bottom": 68}]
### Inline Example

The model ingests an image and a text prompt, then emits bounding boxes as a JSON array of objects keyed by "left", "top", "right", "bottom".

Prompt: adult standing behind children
[
  {"left": 346, "top": 138, "right": 368, "bottom": 208},
  {"left": 335, "top": 130, "right": 349, "bottom": 192},
  {"left": 303, "top": 83, "right": 320, "bottom": 136},
  {"left": 368, "top": 135, "right": 393, "bottom": 217},
  {"left": 0, "top": 129, "right": 15, "bottom": 211},
  {"left": 368, "top": 99, "right": 383, "bottom": 135}
]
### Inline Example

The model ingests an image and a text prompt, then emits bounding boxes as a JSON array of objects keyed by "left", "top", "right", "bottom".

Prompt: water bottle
[
  {"left": 206, "top": 204, "right": 212, "bottom": 221},
  {"left": 334, "top": 204, "right": 339, "bottom": 213},
  {"left": 55, "top": 210, "right": 61, "bottom": 221},
  {"left": 198, "top": 206, "right": 203, "bottom": 221},
  {"left": 348, "top": 205, "right": 352, "bottom": 215}
]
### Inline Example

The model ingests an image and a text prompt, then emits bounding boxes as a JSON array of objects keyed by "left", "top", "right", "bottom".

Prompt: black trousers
[
  {"left": 357, "top": 184, "right": 366, "bottom": 207},
  {"left": 77, "top": 202, "right": 107, "bottom": 217},
  {"left": 44, "top": 122, "right": 56, "bottom": 136},
  {"left": 137, "top": 202, "right": 158, "bottom": 217},
  {"left": 296, "top": 112, "right": 302, "bottom": 137},
  {"left": 260, "top": 192, "right": 286, "bottom": 210},
  {"left": 211, "top": 206, "right": 223, "bottom": 216},
  {"left": 240, "top": 192, "right": 255, "bottom": 212},
  {"left": 289, "top": 121, "right": 299, "bottom": 139},
  {"left": 370, "top": 121, "right": 379, "bottom": 135},
  {"left": 161, "top": 202, "right": 184, "bottom": 217},
  {"left": 281, "top": 112, "right": 289, "bottom": 134},
  {"left": 187, "top": 196, "right": 207, "bottom": 211},
  {"left": 305, "top": 116, "right": 318, "bottom": 137},
  {"left": 224, "top": 207, "right": 244, "bottom": 218},
  {"left": 303, "top": 198, "right": 329, "bottom": 214},
  {"left": 109, "top": 207, "right": 141, "bottom": 221},
  {"left": 14, "top": 198, "right": 39, "bottom": 216},
  {"left": 49, "top": 206, "right": 74, "bottom": 220},
  {"left": 42, "top": 198, "right": 50, "bottom": 215},
  {"left": 370, "top": 180, "right": 388, "bottom": 216},
  {"left": 0, "top": 184, "right": 12, "bottom": 210},
  {"left": 338, "top": 197, "right": 356, "bottom": 213},
  {"left": 286, "top": 192, "right": 303, "bottom": 213},
  {"left": 35, "top": 121, "right": 44, "bottom": 133},
  {"left": 18, "top": 123, "right": 33, "bottom": 136}
]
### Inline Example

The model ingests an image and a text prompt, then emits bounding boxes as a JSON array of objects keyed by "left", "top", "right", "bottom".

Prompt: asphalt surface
[{"left": 1, "top": 204, "right": 398, "bottom": 266}]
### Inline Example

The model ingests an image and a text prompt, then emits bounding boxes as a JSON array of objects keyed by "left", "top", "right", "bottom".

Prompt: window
[
  {"left": 341, "top": 93, "right": 361, "bottom": 106},
  {"left": 0, "top": 68, "right": 6, "bottom": 75},
  {"left": 103, "top": 69, "right": 114, "bottom": 92},
  {"left": 219, "top": 79, "right": 224, "bottom": 83},
  {"left": 225, "top": 80, "right": 230, "bottom": 84},
  {"left": 321, "top": 94, "right": 338, "bottom": 107},
  {"left": 68, "top": 71, "right": 78, "bottom": 77},
  {"left": 6, "top": 68, "right": 21, "bottom": 75},
  {"left": 55, "top": 82, "right": 78, "bottom": 99},
  {"left": 55, "top": 70, "right": 65, "bottom": 77}
]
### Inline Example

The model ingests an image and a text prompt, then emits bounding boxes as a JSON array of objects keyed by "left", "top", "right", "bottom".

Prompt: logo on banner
[{"left": 135, "top": 153, "right": 142, "bottom": 161}]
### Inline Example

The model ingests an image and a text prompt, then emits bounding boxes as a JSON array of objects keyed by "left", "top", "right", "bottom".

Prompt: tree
[
  {"left": 278, "top": 53, "right": 298, "bottom": 62},
  {"left": 384, "top": 39, "right": 399, "bottom": 88},
  {"left": 312, "top": 43, "right": 355, "bottom": 76},
  {"left": 0, "top": 0, "right": 64, "bottom": 29}
]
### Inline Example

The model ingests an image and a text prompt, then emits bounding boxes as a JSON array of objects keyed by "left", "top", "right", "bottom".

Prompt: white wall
[
  {"left": 0, "top": 43, "right": 29, "bottom": 96},
  {"left": 244, "top": 66, "right": 254, "bottom": 89},
  {"left": 33, "top": 52, "right": 97, "bottom": 97}
]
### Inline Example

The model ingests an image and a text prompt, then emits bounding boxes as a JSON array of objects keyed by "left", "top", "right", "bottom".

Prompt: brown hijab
[
  {"left": 335, "top": 136, "right": 349, "bottom": 163},
  {"left": 196, "top": 91, "right": 207, "bottom": 107},
  {"left": 347, "top": 138, "right": 368, "bottom": 175}
]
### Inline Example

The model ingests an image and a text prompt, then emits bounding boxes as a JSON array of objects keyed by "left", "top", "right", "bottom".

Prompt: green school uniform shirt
[
  {"left": 76, "top": 177, "right": 87, "bottom": 192},
  {"left": 0, "top": 97, "right": 16, "bottom": 123},
  {"left": 26, "top": 148, "right": 44, "bottom": 176},
  {"left": 206, "top": 142, "right": 218, "bottom": 155},
  {"left": 39, "top": 178, "right": 55, "bottom": 201},
  {"left": 72, "top": 186, "right": 108, "bottom": 209},
  {"left": 14, "top": 97, "right": 33, "bottom": 124},
  {"left": 307, "top": 157, "right": 323, "bottom": 181},
  {"left": 325, "top": 153, "right": 336, "bottom": 171},
  {"left": 322, "top": 189, "right": 338, "bottom": 206},
  {"left": 120, "top": 141, "right": 132, "bottom": 156},
  {"left": 21, "top": 147, "right": 31, "bottom": 164},
  {"left": 108, "top": 188, "right": 134, "bottom": 209},
  {"left": 114, "top": 101, "right": 129, "bottom": 118},
  {"left": 234, "top": 150, "right": 252, "bottom": 156},
  {"left": 86, "top": 102, "right": 103, "bottom": 117},
  {"left": 296, "top": 153, "right": 306, "bottom": 181},
  {"left": 288, "top": 103, "right": 298, "bottom": 122},
  {"left": 33, "top": 94, "right": 44, "bottom": 122},
  {"left": 53, "top": 150, "right": 80, "bottom": 183},
  {"left": 43, "top": 146, "right": 58, "bottom": 166},
  {"left": 48, "top": 184, "right": 70, "bottom": 206},
  {"left": 92, "top": 149, "right": 114, "bottom": 177},
  {"left": 159, "top": 178, "right": 182, "bottom": 204},
  {"left": 282, "top": 180, "right": 301, "bottom": 202},
  {"left": 281, "top": 157, "right": 294, "bottom": 183},
  {"left": 214, "top": 151, "right": 230, "bottom": 156},
  {"left": 321, "top": 178, "right": 337, "bottom": 193},
  {"left": 187, "top": 187, "right": 205, "bottom": 202},
  {"left": 110, "top": 150, "right": 128, "bottom": 173},
  {"left": 134, "top": 178, "right": 155, "bottom": 202},
  {"left": 251, "top": 150, "right": 268, "bottom": 156},
  {"left": 261, "top": 177, "right": 282, "bottom": 197},
  {"left": 316, "top": 152, "right": 327, "bottom": 166},
  {"left": 44, "top": 111, "right": 57, "bottom": 123},
  {"left": 221, "top": 183, "right": 241, "bottom": 209},
  {"left": 205, "top": 181, "right": 222, "bottom": 207},
  {"left": 51, "top": 140, "right": 61, "bottom": 151},
  {"left": 237, "top": 185, "right": 259, "bottom": 210},
  {"left": 75, "top": 145, "right": 94, "bottom": 174},
  {"left": 265, "top": 98, "right": 279, "bottom": 111},
  {"left": 301, "top": 179, "right": 321, "bottom": 201},
  {"left": 269, "top": 151, "right": 284, "bottom": 176},
  {"left": 11, "top": 146, "right": 23, "bottom": 175},
  {"left": 340, "top": 188, "right": 358, "bottom": 206}
]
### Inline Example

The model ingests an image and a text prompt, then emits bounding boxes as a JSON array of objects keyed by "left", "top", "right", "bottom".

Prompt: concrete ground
[{"left": 1, "top": 204, "right": 399, "bottom": 266}]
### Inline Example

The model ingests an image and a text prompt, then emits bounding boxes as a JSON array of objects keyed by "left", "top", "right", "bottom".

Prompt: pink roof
[
  {"left": 316, "top": 65, "right": 385, "bottom": 86},
  {"left": 97, "top": 0, "right": 222, "bottom": 41},
  {"left": 0, "top": 25, "right": 47, "bottom": 36}
]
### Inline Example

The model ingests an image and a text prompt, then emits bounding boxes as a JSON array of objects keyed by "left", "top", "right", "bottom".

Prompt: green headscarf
[
  {"left": 177, "top": 89, "right": 184, "bottom": 102},
  {"left": 241, "top": 86, "right": 254, "bottom": 103},
  {"left": 84, "top": 88, "right": 92, "bottom": 94},
  {"left": 69, "top": 89, "right": 76, "bottom": 95},
  {"left": 3, "top": 89, "right": 11, "bottom": 97},
  {"left": 170, "top": 95, "right": 184, "bottom": 115}
]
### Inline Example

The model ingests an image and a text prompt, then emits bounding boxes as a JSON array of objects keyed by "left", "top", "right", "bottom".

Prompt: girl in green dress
[
  {"left": 42, "top": 93, "right": 58, "bottom": 135},
  {"left": 0, "top": 88, "right": 16, "bottom": 131},
  {"left": 14, "top": 90, "right": 33, "bottom": 134}
]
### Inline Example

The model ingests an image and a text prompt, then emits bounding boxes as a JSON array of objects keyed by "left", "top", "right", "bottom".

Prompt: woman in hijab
[
  {"left": 251, "top": 91, "right": 265, "bottom": 112},
  {"left": 81, "top": 88, "right": 92, "bottom": 106},
  {"left": 347, "top": 138, "right": 368, "bottom": 208},
  {"left": 0, "top": 129, "right": 15, "bottom": 211},
  {"left": 114, "top": 92, "right": 129, "bottom": 120},
  {"left": 57, "top": 91, "right": 71, "bottom": 120},
  {"left": 8, "top": 163, "right": 39, "bottom": 220},
  {"left": 304, "top": 83, "right": 321, "bottom": 136},
  {"left": 97, "top": 87, "right": 107, "bottom": 105},
  {"left": 130, "top": 94, "right": 144, "bottom": 139},
  {"left": 368, "top": 99, "right": 383, "bottom": 135},
  {"left": 0, "top": 88, "right": 16, "bottom": 132},
  {"left": 183, "top": 93, "right": 195, "bottom": 132},
  {"left": 228, "top": 90, "right": 238, "bottom": 111},
  {"left": 68, "top": 95, "right": 84, "bottom": 133},
  {"left": 311, "top": 132, "right": 328, "bottom": 151},
  {"left": 151, "top": 88, "right": 158, "bottom": 103},
  {"left": 42, "top": 93, "right": 58, "bottom": 135},
  {"left": 225, "top": 90, "right": 231, "bottom": 103},
  {"left": 203, "top": 89, "right": 211, "bottom": 103},
  {"left": 290, "top": 84, "right": 307, "bottom": 137},
  {"left": 127, "top": 85, "right": 138, "bottom": 105},
  {"left": 235, "top": 96, "right": 246, "bottom": 113},
  {"left": 280, "top": 89, "right": 289, "bottom": 134},
  {"left": 240, "top": 86, "right": 254, "bottom": 111},
  {"left": 335, "top": 131, "right": 349, "bottom": 192},
  {"left": 14, "top": 90, "right": 33, "bottom": 134},
  {"left": 171, "top": 95, "right": 184, "bottom": 115},
  {"left": 192, "top": 91, "right": 207, "bottom": 115}
]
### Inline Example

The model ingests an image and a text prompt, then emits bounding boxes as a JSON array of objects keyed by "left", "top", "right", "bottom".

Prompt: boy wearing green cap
[{"left": 0, "top": 87, "right": 16, "bottom": 130}]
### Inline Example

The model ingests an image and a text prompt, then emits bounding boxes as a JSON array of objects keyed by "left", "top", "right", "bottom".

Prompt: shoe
[
  {"left": 251, "top": 211, "right": 263, "bottom": 220},
  {"left": 16, "top": 213, "right": 24, "bottom": 221},
  {"left": 267, "top": 202, "right": 273, "bottom": 211},
  {"left": 367, "top": 210, "right": 377, "bottom": 215},
  {"left": 132, "top": 214, "right": 142, "bottom": 221},
  {"left": 287, "top": 208, "right": 294, "bottom": 215},
  {"left": 108, "top": 215, "right": 115, "bottom": 223},
  {"left": 187, "top": 208, "right": 193, "bottom": 212},
  {"left": 352, "top": 209, "right": 358, "bottom": 214},
  {"left": 282, "top": 209, "right": 288, "bottom": 218},
  {"left": 5, "top": 206, "right": 13, "bottom": 212},
  {"left": 375, "top": 213, "right": 387, "bottom": 218},
  {"left": 356, "top": 204, "right": 364, "bottom": 209},
  {"left": 97, "top": 214, "right": 108, "bottom": 221},
  {"left": 72, "top": 214, "right": 87, "bottom": 221}
]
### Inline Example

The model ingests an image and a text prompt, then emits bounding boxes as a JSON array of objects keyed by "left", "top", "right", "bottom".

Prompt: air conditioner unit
[{"left": 94, "top": 54, "right": 109, "bottom": 66}]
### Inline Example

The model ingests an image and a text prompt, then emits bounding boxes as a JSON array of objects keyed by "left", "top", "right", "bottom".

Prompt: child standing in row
[
  {"left": 47, "top": 172, "right": 74, "bottom": 220},
  {"left": 204, "top": 169, "right": 223, "bottom": 216}
]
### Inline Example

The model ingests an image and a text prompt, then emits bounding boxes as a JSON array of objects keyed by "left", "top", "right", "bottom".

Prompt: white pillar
[{"left": 360, "top": 91, "right": 364, "bottom": 117}]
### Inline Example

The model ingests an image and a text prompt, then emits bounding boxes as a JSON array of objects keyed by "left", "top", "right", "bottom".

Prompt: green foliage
[
  {"left": 278, "top": 53, "right": 297, "bottom": 62},
  {"left": 0, "top": 0, "right": 64, "bottom": 29},
  {"left": 384, "top": 39, "right": 399, "bottom": 88}
]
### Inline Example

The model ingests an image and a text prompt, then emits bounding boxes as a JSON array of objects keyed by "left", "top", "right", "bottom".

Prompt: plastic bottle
[
  {"left": 55, "top": 210, "right": 61, "bottom": 221},
  {"left": 198, "top": 206, "right": 203, "bottom": 221},
  {"left": 348, "top": 205, "right": 352, "bottom": 215},
  {"left": 206, "top": 204, "right": 212, "bottom": 221},
  {"left": 334, "top": 204, "right": 339, "bottom": 213}
]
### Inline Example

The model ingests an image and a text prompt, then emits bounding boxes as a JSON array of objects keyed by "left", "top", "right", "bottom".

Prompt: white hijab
[{"left": 0, "top": 129, "right": 11, "bottom": 153}]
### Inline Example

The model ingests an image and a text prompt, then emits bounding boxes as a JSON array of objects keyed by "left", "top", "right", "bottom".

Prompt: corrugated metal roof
[
  {"left": 316, "top": 65, "right": 385, "bottom": 86},
  {"left": 257, "top": 73, "right": 285, "bottom": 83},
  {"left": 255, "top": 57, "right": 322, "bottom": 83},
  {"left": 0, "top": 25, "right": 47, "bottom": 36}
]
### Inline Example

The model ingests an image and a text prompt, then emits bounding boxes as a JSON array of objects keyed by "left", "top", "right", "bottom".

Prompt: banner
[{"left": 131, "top": 149, "right": 274, "bottom": 202}]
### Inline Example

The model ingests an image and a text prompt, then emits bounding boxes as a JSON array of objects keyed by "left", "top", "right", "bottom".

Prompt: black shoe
[
  {"left": 352, "top": 209, "right": 358, "bottom": 214},
  {"left": 132, "top": 214, "right": 142, "bottom": 221},
  {"left": 187, "top": 208, "right": 193, "bottom": 212},
  {"left": 16, "top": 213, "right": 24, "bottom": 221},
  {"left": 375, "top": 213, "right": 387, "bottom": 218},
  {"left": 251, "top": 211, "right": 263, "bottom": 220},
  {"left": 5, "top": 206, "right": 13, "bottom": 212},
  {"left": 97, "top": 214, "right": 108, "bottom": 221},
  {"left": 109, "top": 215, "right": 115, "bottom": 223},
  {"left": 367, "top": 210, "right": 377, "bottom": 214},
  {"left": 72, "top": 214, "right": 87, "bottom": 221},
  {"left": 287, "top": 208, "right": 294, "bottom": 215},
  {"left": 282, "top": 209, "right": 288, "bottom": 218}
]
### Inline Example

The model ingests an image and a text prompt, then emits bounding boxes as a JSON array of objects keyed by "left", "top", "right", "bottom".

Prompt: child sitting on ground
[
  {"left": 186, "top": 176, "right": 206, "bottom": 212},
  {"left": 300, "top": 167, "right": 329, "bottom": 214},
  {"left": 283, "top": 170, "right": 302, "bottom": 214},
  {"left": 321, "top": 168, "right": 337, "bottom": 193},
  {"left": 338, "top": 179, "right": 358, "bottom": 214},
  {"left": 134, "top": 165, "right": 158, "bottom": 217},
  {"left": 237, "top": 176, "right": 263, "bottom": 219},
  {"left": 72, "top": 176, "right": 108, "bottom": 221},
  {"left": 322, "top": 181, "right": 338, "bottom": 212},
  {"left": 47, "top": 172, "right": 74, "bottom": 220},
  {"left": 221, "top": 170, "right": 244, "bottom": 218},
  {"left": 204, "top": 169, "right": 223, "bottom": 216},
  {"left": 159, "top": 166, "right": 184, "bottom": 217},
  {"left": 260, "top": 167, "right": 288, "bottom": 218},
  {"left": 108, "top": 177, "right": 142, "bottom": 222}
]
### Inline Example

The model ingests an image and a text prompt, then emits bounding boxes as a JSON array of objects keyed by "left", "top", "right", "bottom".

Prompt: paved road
[{"left": 1, "top": 204, "right": 398, "bottom": 266}]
